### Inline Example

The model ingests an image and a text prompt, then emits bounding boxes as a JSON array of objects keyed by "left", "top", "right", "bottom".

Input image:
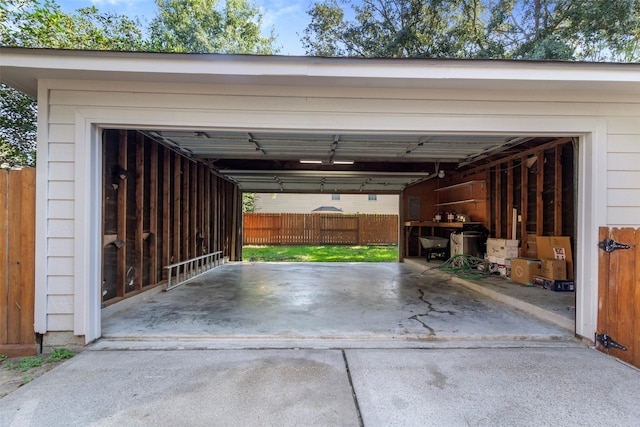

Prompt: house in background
[{"left": 254, "top": 193, "right": 399, "bottom": 215}]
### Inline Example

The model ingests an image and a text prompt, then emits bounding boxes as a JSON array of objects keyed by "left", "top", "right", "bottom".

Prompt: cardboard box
[
  {"left": 510, "top": 258, "right": 541, "bottom": 286},
  {"left": 486, "top": 238, "right": 519, "bottom": 259},
  {"left": 541, "top": 259, "right": 567, "bottom": 280},
  {"left": 532, "top": 276, "right": 575, "bottom": 292},
  {"left": 536, "top": 236, "right": 573, "bottom": 279}
]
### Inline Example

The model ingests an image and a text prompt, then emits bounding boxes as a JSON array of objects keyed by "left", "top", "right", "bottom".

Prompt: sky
[{"left": 55, "top": 0, "right": 316, "bottom": 55}]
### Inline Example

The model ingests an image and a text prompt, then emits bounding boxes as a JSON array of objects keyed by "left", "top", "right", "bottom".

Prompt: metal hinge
[
  {"left": 596, "top": 334, "right": 628, "bottom": 351},
  {"left": 598, "top": 238, "right": 631, "bottom": 253}
]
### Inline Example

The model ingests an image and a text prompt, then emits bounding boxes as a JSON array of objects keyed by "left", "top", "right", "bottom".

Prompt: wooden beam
[
  {"left": 520, "top": 154, "right": 528, "bottom": 253},
  {"left": 117, "top": 130, "right": 128, "bottom": 297},
  {"left": 213, "top": 176, "right": 219, "bottom": 253},
  {"left": 536, "top": 151, "right": 544, "bottom": 236},
  {"left": 162, "top": 148, "right": 171, "bottom": 276},
  {"left": 190, "top": 161, "right": 197, "bottom": 257},
  {"left": 506, "top": 160, "right": 513, "bottom": 239},
  {"left": 198, "top": 164, "right": 205, "bottom": 255},
  {"left": 172, "top": 152, "right": 181, "bottom": 264},
  {"left": 182, "top": 158, "right": 190, "bottom": 260},
  {"left": 149, "top": 139, "right": 159, "bottom": 285},
  {"left": 495, "top": 165, "right": 502, "bottom": 238},
  {"left": 464, "top": 137, "right": 572, "bottom": 175},
  {"left": 135, "top": 132, "right": 144, "bottom": 291},
  {"left": 554, "top": 145, "right": 563, "bottom": 235},
  {"left": 204, "top": 169, "right": 211, "bottom": 253}
]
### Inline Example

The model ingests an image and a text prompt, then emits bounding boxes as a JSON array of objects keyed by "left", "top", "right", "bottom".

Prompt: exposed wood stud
[
  {"left": 162, "top": 147, "right": 171, "bottom": 277},
  {"left": 495, "top": 165, "right": 502, "bottom": 238},
  {"left": 198, "top": 164, "right": 205, "bottom": 255},
  {"left": 520, "top": 154, "right": 528, "bottom": 253},
  {"left": 465, "top": 137, "right": 572, "bottom": 175},
  {"left": 506, "top": 160, "right": 513, "bottom": 239},
  {"left": 172, "top": 152, "right": 181, "bottom": 264},
  {"left": 117, "top": 130, "right": 128, "bottom": 297},
  {"left": 190, "top": 161, "right": 197, "bottom": 257},
  {"left": 231, "top": 185, "right": 239, "bottom": 261},
  {"left": 182, "top": 158, "right": 190, "bottom": 260},
  {"left": 149, "top": 139, "right": 158, "bottom": 285},
  {"left": 536, "top": 150, "right": 544, "bottom": 236},
  {"left": 135, "top": 132, "right": 144, "bottom": 291},
  {"left": 204, "top": 170, "right": 211, "bottom": 253},
  {"left": 554, "top": 145, "right": 563, "bottom": 235}
]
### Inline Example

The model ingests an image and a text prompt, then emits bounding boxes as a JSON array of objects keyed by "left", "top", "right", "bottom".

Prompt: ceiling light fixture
[
  {"left": 332, "top": 160, "right": 354, "bottom": 165},
  {"left": 300, "top": 160, "right": 323, "bottom": 164}
]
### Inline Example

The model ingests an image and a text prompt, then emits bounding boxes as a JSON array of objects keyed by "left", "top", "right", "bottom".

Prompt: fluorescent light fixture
[
  {"left": 300, "top": 160, "right": 323, "bottom": 164},
  {"left": 332, "top": 160, "right": 354, "bottom": 165}
]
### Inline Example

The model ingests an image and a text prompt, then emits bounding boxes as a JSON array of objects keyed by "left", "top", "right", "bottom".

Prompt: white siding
[
  {"left": 36, "top": 75, "right": 639, "bottom": 343},
  {"left": 42, "top": 93, "right": 77, "bottom": 337},
  {"left": 254, "top": 193, "right": 399, "bottom": 214}
]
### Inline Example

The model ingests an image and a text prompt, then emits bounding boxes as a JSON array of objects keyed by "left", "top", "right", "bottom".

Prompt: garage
[{"left": 1, "top": 47, "right": 639, "bottom": 346}]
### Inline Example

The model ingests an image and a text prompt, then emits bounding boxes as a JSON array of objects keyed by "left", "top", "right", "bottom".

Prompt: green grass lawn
[{"left": 242, "top": 245, "right": 398, "bottom": 262}]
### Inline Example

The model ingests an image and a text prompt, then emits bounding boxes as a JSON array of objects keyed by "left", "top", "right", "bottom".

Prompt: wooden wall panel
[{"left": 101, "top": 130, "right": 239, "bottom": 304}]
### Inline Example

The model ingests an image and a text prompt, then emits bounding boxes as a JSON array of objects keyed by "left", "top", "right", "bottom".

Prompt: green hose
[{"left": 435, "top": 254, "right": 493, "bottom": 280}]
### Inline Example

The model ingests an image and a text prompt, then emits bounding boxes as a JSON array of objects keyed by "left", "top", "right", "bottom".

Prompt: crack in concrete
[{"left": 409, "top": 289, "right": 456, "bottom": 336}]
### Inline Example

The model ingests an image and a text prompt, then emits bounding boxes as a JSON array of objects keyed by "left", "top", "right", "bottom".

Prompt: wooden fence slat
[
  {"left": 18, "top": 169, "right": 35, "bottom": 345},
  {"left": 613, "top": 228, "right": 635, "bottom": 363},
  {"left": 634, "top": 229, "right": 640, "bottom": 368},
  {"left": 243, "top": 213, "right": 398, "bottom": 246},
  {"left": 0, "top": 171, "right": 8, "bottom": 345},
  {"left": 1, "top": 169, "right": 36, "bottom": 355},
  {"left": 8, "top": 170, "right": 24, "bottom": 343}
]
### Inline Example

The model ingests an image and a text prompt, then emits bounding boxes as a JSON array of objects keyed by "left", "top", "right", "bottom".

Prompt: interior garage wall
[{"left": 101, "top": 129, "right": 239, "bottom": 305}]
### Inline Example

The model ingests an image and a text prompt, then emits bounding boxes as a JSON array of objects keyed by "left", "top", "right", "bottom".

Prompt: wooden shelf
[
  {"left": 434, "top": 199, "right": 483, "bottom": 207},
  {"left": 434, "top": 180, "right": 485, "bottom": 192},
  {"left": 404, "top": 221, "right": 482, "bottom": 228},
  {"left": 434, "top": 180, "right": 486, "bottom": 208}
]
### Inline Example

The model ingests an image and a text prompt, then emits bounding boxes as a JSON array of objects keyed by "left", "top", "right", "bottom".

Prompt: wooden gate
[
  {"left": 0, "top": 168, "right": 37, "bottom": 357},
  {"left": 597, "top": 227, "right": 639, "bottom": 367}
]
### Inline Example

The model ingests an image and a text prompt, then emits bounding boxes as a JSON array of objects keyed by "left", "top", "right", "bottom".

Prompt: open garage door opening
[
  {"left": 99, "top": 127, "right": 578, "bottom": 342},
  {"left": 242, "top": 192, "right": 400, "bottom": 262}
]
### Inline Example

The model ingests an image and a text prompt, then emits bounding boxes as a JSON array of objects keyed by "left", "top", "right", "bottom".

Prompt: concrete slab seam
[{"left": 342, "top": 349, "right": 365, "bottom": 427}]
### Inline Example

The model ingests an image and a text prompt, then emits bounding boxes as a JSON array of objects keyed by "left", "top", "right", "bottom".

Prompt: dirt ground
[{"left": 0, "top": 356, "right": 67, "bottom": 399}]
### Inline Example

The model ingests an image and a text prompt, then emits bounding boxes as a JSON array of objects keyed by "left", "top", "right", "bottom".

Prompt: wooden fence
[
  {"left": 597, "top": 227, "right": 639, "bottom": 368},
  {"left": 1, "top": 168, "right": 37, "bottom": 357},
  {"left": 243, "top": 213, "right": 398, "bottom": 245}
]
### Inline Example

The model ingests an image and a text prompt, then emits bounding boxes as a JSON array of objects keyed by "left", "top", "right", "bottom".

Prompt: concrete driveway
[{"left": 1, "top": 345, "right": 639, "bottom": 426}]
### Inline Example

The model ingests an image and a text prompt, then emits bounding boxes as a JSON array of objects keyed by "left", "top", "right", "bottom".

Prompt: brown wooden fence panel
[
  {"left": 1, "top": 168, "right": 37, "bottom": 357},
  {"left": 597, "top": 227, "right": 639, "bottom": 368},
  {"left": 243, "top": 213, "right": 398, "bottom": 245}
]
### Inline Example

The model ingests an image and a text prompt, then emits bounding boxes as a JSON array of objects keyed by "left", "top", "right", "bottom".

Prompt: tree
[
  {"left": 242, "top": 192, "right": 257, "bottom": 213},
  {"left": 150, "top": 0, "right": 277, "bottom": 54},
  {"left": 0, "top": 0, "right": 148, "bottom": 166},
  {"left": 302, "top": 0, "right": 640, "bottom": 61}
]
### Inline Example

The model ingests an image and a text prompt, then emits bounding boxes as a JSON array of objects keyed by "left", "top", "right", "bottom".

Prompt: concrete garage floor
[{"left": 101, "top": 262, "right": 574, "bottom": 346}]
